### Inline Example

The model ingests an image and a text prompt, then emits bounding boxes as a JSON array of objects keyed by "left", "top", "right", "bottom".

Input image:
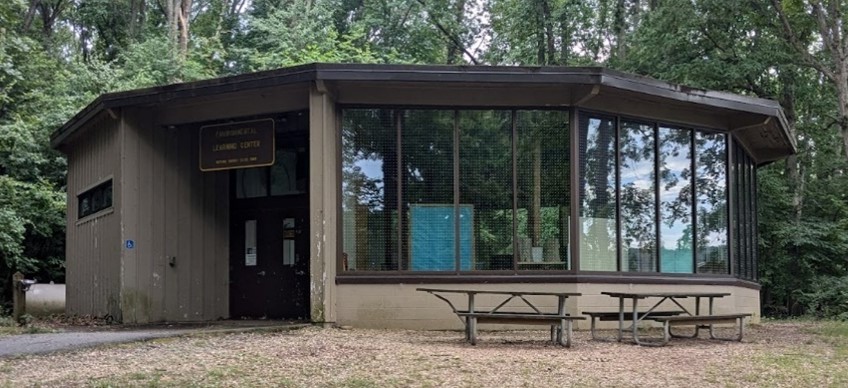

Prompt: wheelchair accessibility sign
[{"left": 125, "top": 240, "right": 135, "bottom": 249}]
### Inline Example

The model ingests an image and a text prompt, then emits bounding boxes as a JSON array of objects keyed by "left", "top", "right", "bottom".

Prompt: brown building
[{"left": 51, "top": 63, "right": 794, "bottom": 328}]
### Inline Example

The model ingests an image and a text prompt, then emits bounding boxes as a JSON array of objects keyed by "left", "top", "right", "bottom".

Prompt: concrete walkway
[{"left": 0, "top": 321, "right": 308, "bottom": 358}]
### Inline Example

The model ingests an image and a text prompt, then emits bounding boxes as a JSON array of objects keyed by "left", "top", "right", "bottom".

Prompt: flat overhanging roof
[{"left": 51, "top": 63, "right": 795, "bottom": 163}]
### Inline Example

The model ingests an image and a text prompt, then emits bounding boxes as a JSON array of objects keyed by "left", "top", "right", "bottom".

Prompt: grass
[
  {"left": 0, "top": 316, "right": 54, "bottom": 336},
  {"left": 736, "top": 320, "right": 848, "bottom": 387}
]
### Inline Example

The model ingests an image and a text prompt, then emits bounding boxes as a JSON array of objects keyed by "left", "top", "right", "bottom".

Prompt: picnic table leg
[
  {"left": 555, "top": 296, "right": 566, "bottom": 345},
  {"left": 669, "top": 297, "right": 699, "bottom": 339},
  {"left": 708, "top": 297, "right": 715, "bottom": 339},
  {"left": 468, "top": 294, "right": 476, "bottom": 344},
  {"left": 709, "top": 316, "right": 746, "bottom": 341},
  {"left": 617, "top": 297, "right": 625, "bottom": 342},
  {"left": 561, "top": 318, "right": 573, "bottom": 348},
  {"left": 631, "top": 298, "right": 639, "bottom": 344}
]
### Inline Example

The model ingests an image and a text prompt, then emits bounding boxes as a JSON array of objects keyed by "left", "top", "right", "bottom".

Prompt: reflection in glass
[
  {"left": 270, "top": 149, "right": 300, "bottom": 196},
  {"left": 341, "top": 109, "right": 398, "bottom": 270},
  {"left": 517, "top": 111, "right": 570, "bottom": 270},
  {"left": 619, "top": 121, "right": 657, "bottom": 272},
  {"left": 236, "top": 168, "right": 268, "bottom": 198},
  {"left": 658, "top": 127, "right": 693, "bottom": 273},
  {"left": 695, "top": 132, "right": 728, "bottom": 274},
  {"left": 459, "top": 110, "right": 513, "bottom": 270},
  {"left": 402, "top": 110, "right": 457, "bottom": 271},
  {"left": 579, "top": 116, "right": 617, "bottom": 271}
]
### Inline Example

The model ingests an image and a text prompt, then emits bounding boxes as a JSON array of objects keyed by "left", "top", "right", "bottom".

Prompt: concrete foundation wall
[{"left": 336, "top": 283, "right": 760, "bottom": 330}]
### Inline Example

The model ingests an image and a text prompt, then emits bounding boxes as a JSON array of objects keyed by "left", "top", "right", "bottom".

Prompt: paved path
[{"left": 0, "top": 322, "right": 306, "bottom": 358}]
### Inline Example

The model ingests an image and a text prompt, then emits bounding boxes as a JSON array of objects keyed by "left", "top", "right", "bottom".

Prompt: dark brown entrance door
[
  {"left": 230, "top": 206, "right": 310, "bottom": 319},
  {"left": 226, "top": 110, "right": 310, "bottom": 320}
]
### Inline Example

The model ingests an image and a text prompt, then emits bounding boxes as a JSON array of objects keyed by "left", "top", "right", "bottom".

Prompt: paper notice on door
[
  {"left": 283, "top": 239, "right": 295, "bottom": 266},
  {"left": 245, "top": 253, "right": 257, "bottom": 266}
]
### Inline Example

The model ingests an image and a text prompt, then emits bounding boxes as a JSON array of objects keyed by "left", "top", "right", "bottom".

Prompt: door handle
[{"left": 257, "top": 271, "right": 266, "bottom": 276}]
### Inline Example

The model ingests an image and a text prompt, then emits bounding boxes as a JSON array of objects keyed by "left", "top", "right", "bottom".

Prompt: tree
[{"left": 770, "top": 0, "right": 848, "bottom": 162}]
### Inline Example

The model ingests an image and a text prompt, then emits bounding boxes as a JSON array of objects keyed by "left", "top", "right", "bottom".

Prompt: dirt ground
[{"left": 0, "top": 321, "right": 844, "bottom": 387}]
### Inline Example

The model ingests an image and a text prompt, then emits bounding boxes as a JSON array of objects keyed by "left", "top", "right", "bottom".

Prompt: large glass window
[
  {"left": 342, "top": 109, "right": 398, "bottom": 271},
  {"left": 579, "top": 116, "right": 617, "bottom": 271},
  {"left": 459, "top": 111, "right": 513, "bottom": 270},
  {"left": 695, "top": 132, "right": 728, "bottom": 274},
  {"left": 341, "top": 108, "right": 741, "bottom": 276},
  {"left": 342, "top": 109, "right": 570, "bottom": 272},
  {"left": 517, "top": 111, "right": 570, "bottom": 270},
  {"left": 403, "top": 110, "right": 456, "bottom": 271},
  {"left": 619, "top": 121, "right": 657, "bottom": 272},
  {"left": 658, "top": 127, "right": 693, "bottom": 273}
]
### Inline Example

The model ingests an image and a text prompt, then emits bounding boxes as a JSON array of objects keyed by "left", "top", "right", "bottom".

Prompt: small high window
[{"left": 78, "top": 180, "right": 112, "bottom": 219}]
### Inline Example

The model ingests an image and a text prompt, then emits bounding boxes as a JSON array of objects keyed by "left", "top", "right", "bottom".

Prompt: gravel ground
[{"left": 0, "top": 321, "right": 841, "bottom": 387}]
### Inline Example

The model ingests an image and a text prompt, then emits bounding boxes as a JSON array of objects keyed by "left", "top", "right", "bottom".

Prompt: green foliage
[
  {"left": 797, "top": 276, "right": 848, "bottom": 320},
  {"left": 234, "top": 0, "right": 381, "bottom": 72}
]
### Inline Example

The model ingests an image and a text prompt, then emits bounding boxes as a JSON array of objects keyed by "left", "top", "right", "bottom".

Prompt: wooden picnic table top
[
  {"left": 600, "top": 291, "right": 731, "bottom": 299},
  {"left": 416, "top": 287, "right": 581, "bottom": 297}
]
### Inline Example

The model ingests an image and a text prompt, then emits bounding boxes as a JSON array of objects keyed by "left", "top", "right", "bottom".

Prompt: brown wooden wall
[
  {"left": 118, "top": 108, "right": 230, "bottom": 323},
  {"left": 65, "top": 114, "right": 123, "bottom": 319}
]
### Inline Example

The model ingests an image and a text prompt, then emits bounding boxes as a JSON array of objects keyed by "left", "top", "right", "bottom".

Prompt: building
[{"left": 51, "top": 63, "right": 794, "bottom": 328}]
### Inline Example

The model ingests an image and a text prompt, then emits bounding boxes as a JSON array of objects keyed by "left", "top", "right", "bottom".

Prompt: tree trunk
[
  {"left": 542, "top": 0, "right": 555, "bottom": 65},
  {"left": 531, "top": 139, "right": 542, "bottom": 246},
  {"left": 178, "top": 0, "right": 192, "bottom": 58}
]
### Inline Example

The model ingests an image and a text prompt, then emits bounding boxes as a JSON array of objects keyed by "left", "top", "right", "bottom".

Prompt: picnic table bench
[
  {"left": 583, "top": 310, "right": 685, "bottom": 340},
  {"left": 598, "top": 291, "right": 751, "bottom": 346},
  {"left": 417, "top": 288, "right": 584, "bottom": 347}
]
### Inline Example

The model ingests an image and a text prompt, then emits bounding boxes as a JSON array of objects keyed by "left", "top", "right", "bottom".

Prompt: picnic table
[
  {"left": 417, "top": 288, "right": 584, "bottom": 347},
  {"left": 598, "top": 291, "right": 750, "bottom": 346}
]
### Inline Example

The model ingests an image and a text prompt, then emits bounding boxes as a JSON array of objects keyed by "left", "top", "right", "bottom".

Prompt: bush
[{"left": 797, "top": 276, "right": 848, "bottom": 320}]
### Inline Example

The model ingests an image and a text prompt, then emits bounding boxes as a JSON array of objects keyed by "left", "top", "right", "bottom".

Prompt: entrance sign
[{"left": 199, "top": 118, "right": 275, "bottom": 171}]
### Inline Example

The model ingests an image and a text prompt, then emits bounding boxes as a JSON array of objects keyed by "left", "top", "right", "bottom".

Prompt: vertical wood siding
[
  {"left": 119, "top": 108, "right": 229, "bottom": 323},
  {"left": 65, "top": 114, "right": 122, "bottom": 319}
]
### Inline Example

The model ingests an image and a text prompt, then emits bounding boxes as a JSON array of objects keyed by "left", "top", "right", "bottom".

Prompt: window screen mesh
[
  {"left": 695, "top": 131, "right": 729, "bottom": 274},
  {"left": 619, "top": 121, "right": 657, "bottom": 272},
  {"left": 341, "top": 109, "right": 398, "bottom": 271},
  {"left": 579, "top": 116, "right": 617, "bottom": 271},
  {"left": 459, "top": 110, "right": 514, "bottom": 270},
  {"left": 517, "top": 111, "right": 570, "bottom": 270},
  {"left": 658, "top": 127, "right": 693, "bottom": 273},
  {"left": 402, "top": 110, "right": 456, "bottom": 271}
]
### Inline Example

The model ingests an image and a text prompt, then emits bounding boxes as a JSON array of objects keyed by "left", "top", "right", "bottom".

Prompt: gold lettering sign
[{"left": 199, "top": 118, "right": 275, "bottom": 171}]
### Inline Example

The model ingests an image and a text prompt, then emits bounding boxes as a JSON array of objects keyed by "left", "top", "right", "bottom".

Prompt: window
[
  {"left": 342, "top": 108, "right": 736, "bottom": 276},
  {"left": 658, "top": 126, "right": 694, "bottom": 273},
  {"left": 78, "top": 180, "right": 112, "bottom": 218},
  {"left": 234, "top": 112, "right": 308, "bottom": 199},
  {"left": 517, "top": 111, "right": 570, "bottom": 270},
  {"left": 619, "top": 121, "right": 657, "bottom": 272},
  {"left": 579, "top": 116, "right": 617, "bottom": 271},
  {"left": 733, "top": 143, "right": 757, "bottom": 281},
  {"left": 342, "top": 109, "right": 570, "bottom": 272},
  {"left": 695, "top": 131, "right": 728, "bottom": 274}
]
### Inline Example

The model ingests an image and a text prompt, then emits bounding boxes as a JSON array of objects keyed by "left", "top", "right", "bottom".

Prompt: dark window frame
[
  {"left": 339, "top": 106, "right": 751, "bottom": 280},
  {"left": 78, "top": 179, "right": 113, "bottom": 219}
]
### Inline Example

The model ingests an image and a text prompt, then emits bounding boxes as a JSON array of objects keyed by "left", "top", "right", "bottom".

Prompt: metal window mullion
[
  {"left": 691, "top": 129, "right": 697, "bottom": 274},
  {"left": 753, "top": 162, "right": 759, "bottom": 281},
  {"left": 655, "top": 124, "right": 662, "bottom": 273},
  {"left": 454, "top": 110, "right": 461, "bottom": 273},
  {"left": 396, "top": 110, "right": 403, "bottom": 272},
  {"left": 615, "top": 116, "right": 622, "bottom": 272},
  {"left": 726, "top": 134, "right": 734, "bottom": 276},
  {"left": 512, "top": 110, "right": 519, "bottom": 272},
  {"left": 570, "top": 108, "right": 581, "bottom": 272}
]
